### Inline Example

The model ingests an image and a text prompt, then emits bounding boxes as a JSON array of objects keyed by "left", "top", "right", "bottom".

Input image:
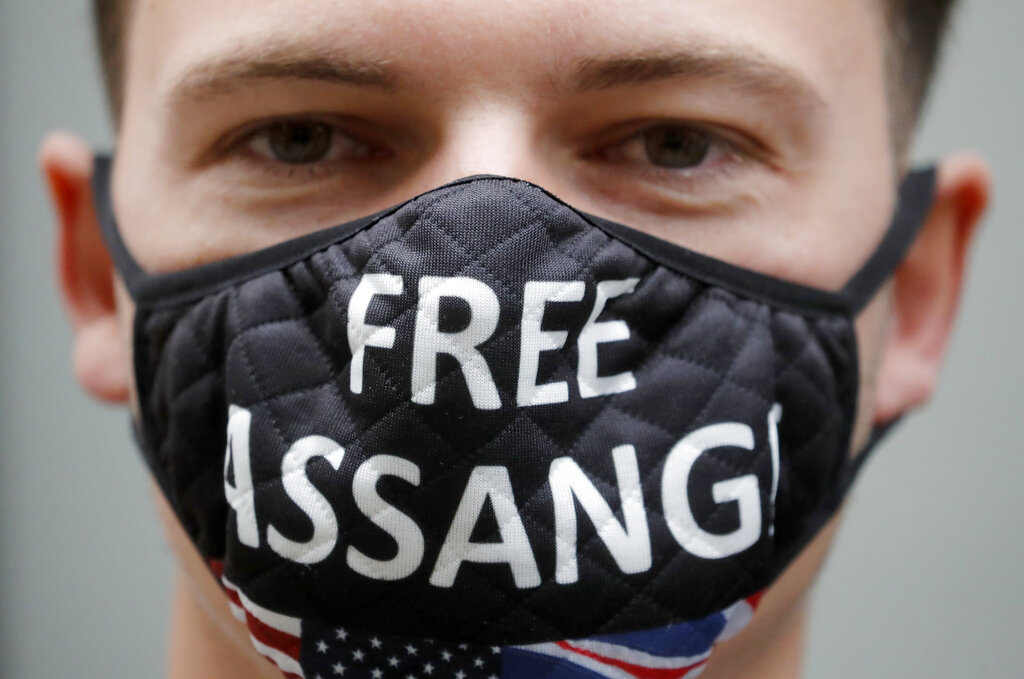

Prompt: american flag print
[
  {"left": 221, "top": 575, "right": 305, "bottom": 679},
  {"left": 218, "top": 567, "right": 763, "bottom": 679}
]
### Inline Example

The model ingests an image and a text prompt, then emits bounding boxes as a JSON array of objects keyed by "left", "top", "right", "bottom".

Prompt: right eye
[
  {"left": 245, "top": 119, "right": 384, "bottom": 166},
  {"left": 639, "top": 125, "right": 714, "bottom": 170}
]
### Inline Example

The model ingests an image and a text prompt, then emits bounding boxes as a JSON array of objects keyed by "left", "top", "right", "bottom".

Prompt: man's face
[
  {"left": 114, "top": 0, "right": 896, "bottom": 288},
  {"left": 106, "top": 0, "right": 902, "bottom": 675}
]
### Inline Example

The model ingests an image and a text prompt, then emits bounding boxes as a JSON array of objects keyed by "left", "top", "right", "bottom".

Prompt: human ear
[
  {"left": 872, "top": 154, "right": 991, "bottom": 423},
  {"left": 40, "top": 131, "right": 130, "bottom": 403}
]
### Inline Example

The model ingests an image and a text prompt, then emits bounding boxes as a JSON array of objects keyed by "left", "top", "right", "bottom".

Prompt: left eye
[
  {"left": 246, "top": 120, "right": 379, "bottom": 165},
  {"left": 600, "top": 123, "right": 734, "bottom": 172}
]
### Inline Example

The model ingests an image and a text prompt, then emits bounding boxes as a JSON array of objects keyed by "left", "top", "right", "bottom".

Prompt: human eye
[
  {"left": 595, "top": 121, "right": 750, "bottom": 182},
  {"left": 567, "top": 116, "right": 781, "bottom": 217},
  {"left": 222, "top": 116, "right": 391, "bottom": 179}
]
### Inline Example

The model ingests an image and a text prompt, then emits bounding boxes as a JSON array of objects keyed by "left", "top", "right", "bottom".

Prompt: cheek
[
  {"left": 114, "top": 280, "right": 143, "bottom": 421},
  {"left": 851, "top": 286, "right": 893, "bottom": 454},
  {"left": 703, "top": 511, "right": 845, "bottom": 679},
  {"left": 153, "top": 485, "right": 274, "bottom": 673}
]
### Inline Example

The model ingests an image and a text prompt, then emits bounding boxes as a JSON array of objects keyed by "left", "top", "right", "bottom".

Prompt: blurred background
[{"left": 1, "top": 1, "right": 1021, "bottom": 677}]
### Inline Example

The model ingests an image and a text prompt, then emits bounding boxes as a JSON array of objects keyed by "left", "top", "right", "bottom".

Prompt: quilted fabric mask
[{"left": 93, "top": 156, "right": 935, "bottom": 679}]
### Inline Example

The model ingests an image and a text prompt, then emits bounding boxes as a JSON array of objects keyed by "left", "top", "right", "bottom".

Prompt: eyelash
[
  {"left": 220, "top": 116, "right": 757, "bottom": 188},
  {"left": 589, "top": 121, "right": 754, "bottom": 182},
  {"left": 221, "top": 116, "right": 389, "bottom": 178}
]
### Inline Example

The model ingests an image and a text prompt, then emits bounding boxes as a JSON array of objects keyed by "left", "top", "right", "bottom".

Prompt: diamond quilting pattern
[{"left": 132, "top": 178, "right": 859, "bottom": 645}]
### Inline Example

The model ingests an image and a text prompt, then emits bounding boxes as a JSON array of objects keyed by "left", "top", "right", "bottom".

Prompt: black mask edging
[{"left": 91, "top": 155, "right": 936, "bottom": 317}]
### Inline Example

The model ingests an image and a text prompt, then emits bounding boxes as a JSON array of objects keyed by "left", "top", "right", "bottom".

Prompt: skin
[{"left": 40, "top": 0, "right": 990, "bottom": 677}]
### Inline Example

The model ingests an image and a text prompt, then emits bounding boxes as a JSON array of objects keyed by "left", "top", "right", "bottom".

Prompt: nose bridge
[{"left": 426, "top": 97, "right": 550, "bottom": 185}]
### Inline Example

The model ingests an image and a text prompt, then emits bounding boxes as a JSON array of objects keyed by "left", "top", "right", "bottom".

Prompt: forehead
[{"left": 126, "top": 0, "right": 885, "bottom": 106}]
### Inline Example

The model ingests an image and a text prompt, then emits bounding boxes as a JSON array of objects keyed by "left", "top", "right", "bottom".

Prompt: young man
[{"left": 40, "top": 1, "right": 989, "bottom": 678}]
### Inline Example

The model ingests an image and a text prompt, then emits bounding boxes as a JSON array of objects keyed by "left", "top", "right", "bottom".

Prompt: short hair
[
  {"left": 91, "top": 0, "right": 957, "bottom": 154},
  {"left": 883, "top": 0, "right": 960, "bottom": 154}
]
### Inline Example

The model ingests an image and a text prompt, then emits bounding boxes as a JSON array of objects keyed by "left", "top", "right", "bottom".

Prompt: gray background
[{"left": 0, "top": 1, "right": 1020, "bottom": 677}]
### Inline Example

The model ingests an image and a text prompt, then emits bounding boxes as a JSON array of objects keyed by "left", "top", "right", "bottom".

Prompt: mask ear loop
[
  {"left": 824, "top": 418, "right": 902, "bottom": 512},
  {"left": 91, "top": 153, "right": 148, "bottom": 298},
  {"left": 824, "top": 167, "right": 938, "bottom": 507},
  {"left": 774, "top": 413, "right": 905, "bottom": 572},
  {"left": 839, "top": 167, "right": 938, "bottom": 313}
]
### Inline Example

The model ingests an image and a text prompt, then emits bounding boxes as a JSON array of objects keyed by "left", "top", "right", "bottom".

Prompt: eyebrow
[
  {"left": 166, "top": 46, "right": 399, "bottom": 104},
  {"left": 166, "top": 42, "right": 824, "bottom": 114},
  {"left": 567, "top": 47, "right": 825, "bottom": 109}
]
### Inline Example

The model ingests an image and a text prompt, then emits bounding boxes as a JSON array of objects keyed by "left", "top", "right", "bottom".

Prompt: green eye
[
  {"left": 265, "top": 121, "right": 335, "bottom": 164},
  {"left": 642, "top": 126, "right": 712, "bottom": 169}
]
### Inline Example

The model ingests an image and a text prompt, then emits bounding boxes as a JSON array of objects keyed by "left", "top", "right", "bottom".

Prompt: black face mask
[{"left": 93, "top": 156, "right": 935, "bottom": 679}]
